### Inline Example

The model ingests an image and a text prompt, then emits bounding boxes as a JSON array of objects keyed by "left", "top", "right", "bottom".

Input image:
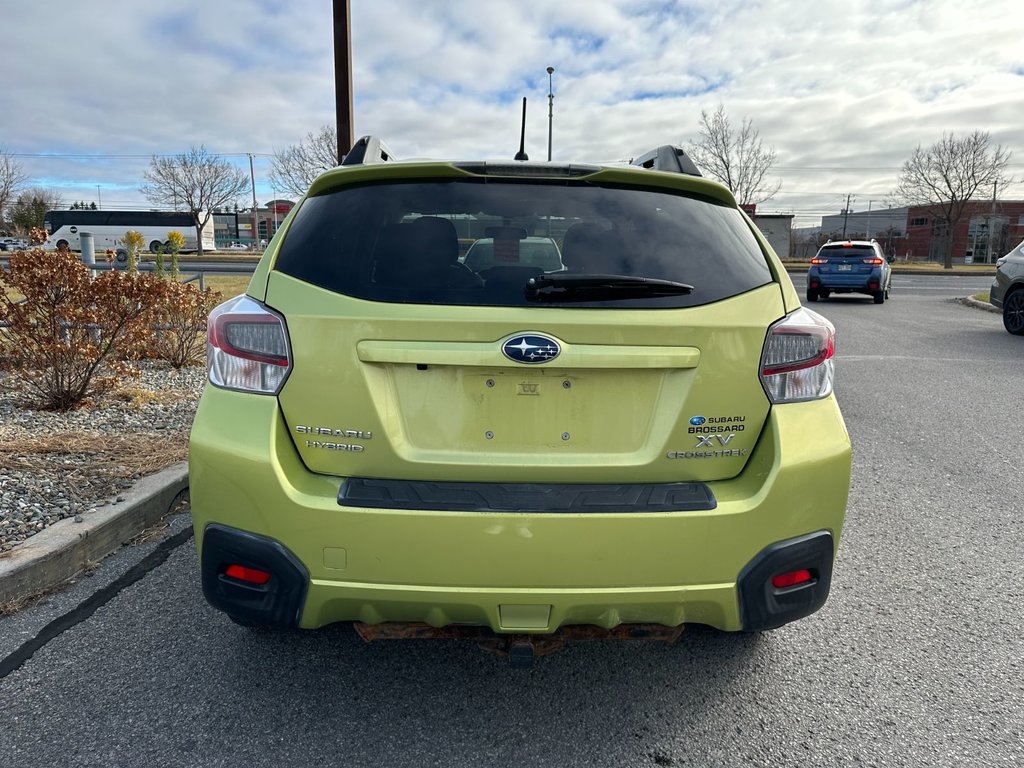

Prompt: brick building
[
  {"left": 820, "top": 200, "right": 1024, "bottom": 264},
  {"left": 902, "top": 201, "right": 1024, "bottom": 264}
]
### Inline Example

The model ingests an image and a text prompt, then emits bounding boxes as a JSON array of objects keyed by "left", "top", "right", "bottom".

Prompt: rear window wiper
[{"left": 525, "top": 273, "right": 694, "bottom": 302}]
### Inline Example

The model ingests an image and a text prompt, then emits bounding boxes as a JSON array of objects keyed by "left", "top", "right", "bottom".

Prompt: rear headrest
[
  {"left": 410, "top": 216, "right": 459, "bottom": 268},
  {"left": 561, "top": 222, "right": 621, "bottom": 273}
]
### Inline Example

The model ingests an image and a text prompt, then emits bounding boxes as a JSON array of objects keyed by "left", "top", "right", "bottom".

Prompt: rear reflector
[
  {"left": 759, "top": 308, "right": 835, "bottom": 403},
  {"left": 771, "top": 569, "right": 813, "bottom": 589},
  {"left": 225, "top": 564, "right": 272, "bottom": 585}
]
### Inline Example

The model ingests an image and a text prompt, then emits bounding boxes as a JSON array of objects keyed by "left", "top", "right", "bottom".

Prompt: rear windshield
[
  {"left": 274, "top": 179, "right": 774, "bottom": 308},
  {"left": 819, "top": 245, "right": 878, "bottom": 258}
]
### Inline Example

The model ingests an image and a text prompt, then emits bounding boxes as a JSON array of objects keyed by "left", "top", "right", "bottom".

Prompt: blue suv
[{"left": 807, "top": 240, "right": 892, "bottom": 304}]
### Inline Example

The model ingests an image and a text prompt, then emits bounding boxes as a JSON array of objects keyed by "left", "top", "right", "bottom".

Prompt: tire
[
  {"left": 1003, "top": 289, "right": 1024, "bottom": 335},
  {"left": 115, "top": 248, "right": 128, "bottom": 263},
  {"left": 806, "top": 289, "right": 818, "bottom": 303},
  {"left": 819, "top": 289, "right": 831, "bottom": 300},
  {"left": 149, "top": 240, "right": 163, "bottom": 254},
  {"left": 56, "top": 239, "right": 70, "bottom": 251},
  {"left": 873, "top": 290, "right": 885, "bottom": 304}
]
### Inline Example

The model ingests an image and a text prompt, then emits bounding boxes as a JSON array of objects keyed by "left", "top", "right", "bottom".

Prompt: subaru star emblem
[
  {"left": 501, "top": 334, "right": 561, "bottom": 364},
  {"left": 689, "top": 416, "right": 706, "bottom": 426}
]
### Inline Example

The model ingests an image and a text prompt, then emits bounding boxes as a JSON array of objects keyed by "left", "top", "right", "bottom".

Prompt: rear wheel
[
  {"left": 1004, "top": 289, "right": 1024, "bottom": 335},
  {"left": 56, "top": 239, "right": 70, "bottom": 251},
  {"left": 806, "top": 289, "right": 818, "bottom": 302},
  {"left": 819, "top": 289, "right": 831, "bottom": 300},
  {"left": 149, "top": 240, "right": 163, "bottom": 254},
  {"left": 873, "top": 290, "right": 885, "bottom": 304}
]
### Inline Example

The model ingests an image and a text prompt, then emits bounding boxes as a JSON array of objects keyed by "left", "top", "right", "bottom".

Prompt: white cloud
[{"left": 3, "top": 0, "right": 1022, "bottom": 223}]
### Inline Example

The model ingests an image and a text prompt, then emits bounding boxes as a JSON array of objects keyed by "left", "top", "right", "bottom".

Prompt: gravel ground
[{"left": 0, "top": 364, "right": 205, "bottom": 552}]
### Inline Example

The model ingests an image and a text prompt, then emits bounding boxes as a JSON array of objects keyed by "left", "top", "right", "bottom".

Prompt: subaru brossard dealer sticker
[
  {"left": 501, "top": 334, "right": 561, "bottom": 364},
  {"left": 667, "top": 414, "right": 748, "bottom": 460}
]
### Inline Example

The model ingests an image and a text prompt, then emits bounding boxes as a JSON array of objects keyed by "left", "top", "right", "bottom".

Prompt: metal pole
[
  {"left": 249, "top": 153, "right": 258, "bottom": 248},
  {"left": 96, "top": 185, "right": 102, "bottom": 210},
  {"left": 334, "top": 0, "right": 354, "bottom": 163},
  {"left": 867, "top": 200, "right": 873, "bottom": 239},
  {"left": 546, "top": 67, "right": 555, "bottom": 162}
]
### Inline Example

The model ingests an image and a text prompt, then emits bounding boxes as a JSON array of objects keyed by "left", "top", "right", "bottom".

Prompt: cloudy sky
[{"left": 4, "top": 0, "right": 1023, "bottom": 226}]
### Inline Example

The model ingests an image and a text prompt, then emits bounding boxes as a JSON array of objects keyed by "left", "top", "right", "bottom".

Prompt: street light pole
[
  {"left": 546, "top": 66, "right": 555, "bottom": 162},
  {"left": 867, "top": 200, "right": 876, "bottom": 239},
  {"left": 248, "top": 153, "right": 259, "bottom": 248}
]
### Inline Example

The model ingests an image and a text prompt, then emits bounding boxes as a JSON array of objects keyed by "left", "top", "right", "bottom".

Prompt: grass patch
[
  {"left": 972, "top": 291, "right": 991, "bottom": 303},
  {"left": 194, "top": 274, "right": 250, "bottom": 297}
]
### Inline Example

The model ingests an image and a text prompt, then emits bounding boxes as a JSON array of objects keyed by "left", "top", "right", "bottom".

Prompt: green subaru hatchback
[{"left": 189, "top": 139, "right": 851, "bottom": 648}]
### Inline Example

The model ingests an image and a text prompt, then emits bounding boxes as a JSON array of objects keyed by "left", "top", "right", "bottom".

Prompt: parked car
[
  {"left": 189, "top": 138, "right": 852, "bottom": 655},
  {"left": 1, "top": 238, "right": 27, "bottom": 251},
  {"left": 461, "top": 234, "right": 564, "bottom": 273},
  {"left": 807, "top": 239, "right": 893, "bottom": 304},
  {"left": 990, "top": 239, "right": 1024, "bottom": 335}
]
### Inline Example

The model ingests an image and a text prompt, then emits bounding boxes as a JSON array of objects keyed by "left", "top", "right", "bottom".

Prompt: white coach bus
[{"left": 43, "top": 209, "right": 215, "bottom": 254}]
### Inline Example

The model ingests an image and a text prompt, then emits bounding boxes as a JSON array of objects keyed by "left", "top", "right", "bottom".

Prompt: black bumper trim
[
  {"left": 338, "top": 478, "right": 717, "bottom": 513},
  {"left": 736, "top": 531, "right": 835, "bottom": 632},
  {"left": 200, "top": 524, "right": 309, "bottom": 628}
]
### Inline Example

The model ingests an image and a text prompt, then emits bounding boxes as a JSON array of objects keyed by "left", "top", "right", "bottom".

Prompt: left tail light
[
  {"left": 759, "top": 307, "right": 835, "bottom": 403},
  {"left": 207, "top": 295, "right": 291, "bottom": 394}
]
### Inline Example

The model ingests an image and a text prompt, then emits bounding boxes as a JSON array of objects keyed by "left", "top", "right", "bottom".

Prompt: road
[{"left": 1, "top": 276, "right": 1021, "bottom": 767}]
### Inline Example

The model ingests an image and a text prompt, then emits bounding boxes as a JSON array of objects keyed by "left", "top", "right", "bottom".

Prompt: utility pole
[
  {"left": 333, "top": 0, "right": 354, "bottom": 164},
  {"left": 841, "top": 194, "right": 853, "bottom": 238},
  {"left": 987, "top": 179, "right": 998, "bottom": 264}
]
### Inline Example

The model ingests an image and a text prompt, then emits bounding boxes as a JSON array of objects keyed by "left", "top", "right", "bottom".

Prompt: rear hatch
[
  {"left": 265, "top": 166, "right": 786, "bottom": 484},
  {"left": 814, "top": 243, "right": 879, "bottom": 279}
]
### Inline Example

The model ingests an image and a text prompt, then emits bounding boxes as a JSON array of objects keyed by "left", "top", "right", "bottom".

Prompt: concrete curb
[
  {"left": 958, "top": 295, "right": 1001, "bottom": 314},
  {"left": 0, "top": 462, "right": 189, "bottom": 606}
]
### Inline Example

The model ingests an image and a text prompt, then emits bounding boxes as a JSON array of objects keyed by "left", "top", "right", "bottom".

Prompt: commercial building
[{"left": 820, "top": 201, "right": 1024, "bottom": 263}]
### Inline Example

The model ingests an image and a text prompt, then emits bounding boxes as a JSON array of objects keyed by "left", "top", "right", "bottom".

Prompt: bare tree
[
  {"left": 687, "top": 106, "right": 781, "bottom": 206},
  {"left": 894, "top": 131, "right": 1012, "bottom": 269},
  {"left": 1, "top": 148, "right": 30, "bottom": 226},
  {"left": 140, "top": 146, "right": 249, "bottom": 256},
  {"left": 270, "top": 125, "right": 339, "bottom": 198},
  {"left": 6, "top": 187, "right": 63, "bottom": 233}
]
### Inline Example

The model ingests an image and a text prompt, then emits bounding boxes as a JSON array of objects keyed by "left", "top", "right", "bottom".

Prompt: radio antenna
[{"left": 514, "top": 97, "right": 529, "bottom": 161}]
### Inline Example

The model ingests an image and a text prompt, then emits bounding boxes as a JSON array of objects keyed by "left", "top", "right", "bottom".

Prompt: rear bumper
[
  {"left": 808, "top": 268, "right": 883, "bottom": 291},
  {"left": 201, "top": 523, "right": 835, "bottom": 633},
  {"left": 190, "top": 388, "right": 851, "bottom": 634}
]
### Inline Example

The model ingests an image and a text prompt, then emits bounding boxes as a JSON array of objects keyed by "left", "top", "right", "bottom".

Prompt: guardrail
[{"left": 0, "top": 256, "right": 257, "bottom": 292}]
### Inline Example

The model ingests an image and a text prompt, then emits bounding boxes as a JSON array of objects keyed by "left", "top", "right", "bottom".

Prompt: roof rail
[
  {"left": 341, "top": 136, "right": 396, "bottom": 166},
  {"left": 630, "top": 145, "right": 702, "bottom": 177}
]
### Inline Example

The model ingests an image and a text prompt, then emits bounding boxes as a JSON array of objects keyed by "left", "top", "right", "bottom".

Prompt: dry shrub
[
  {"left": 0, "top": 431, "right": 188, "bottom": 478},
  {"left": 0, "top": 249, "right": 165, "bottom": 411},
  {"left": 148, "top": 281, "right": 222, "bottom": 368}
]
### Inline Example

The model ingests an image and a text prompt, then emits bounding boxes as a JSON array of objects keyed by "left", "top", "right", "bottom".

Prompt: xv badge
[{"left": 696, "top": 434, "right": 735, "bottom": 448}]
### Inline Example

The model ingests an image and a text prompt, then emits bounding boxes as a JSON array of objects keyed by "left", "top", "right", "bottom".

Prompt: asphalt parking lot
[{"left": 0, "top": 275, "right": 1021, "bottom": 767}]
